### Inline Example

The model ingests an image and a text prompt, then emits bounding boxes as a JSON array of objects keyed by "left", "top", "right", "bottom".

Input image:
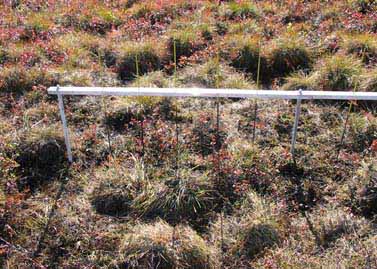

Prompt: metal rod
[
  {"left": 291, "top": 89, "right": 303, "bottom": 159},
  {"left": 48, "top": 87, "right": 377, "bottom": 101},
  {"left": 57, "top": 85, "right": 73, "bottom": 163}
]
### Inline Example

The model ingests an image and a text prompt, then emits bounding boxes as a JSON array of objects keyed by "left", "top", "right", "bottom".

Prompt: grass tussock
[
  {"left": 117, "top": 42, "right": 162, "bottom": 81},
  {"left": 15, "top": 126, "right": 67, "bottom": 191},
  {"left": 361, "top": 68, "right": 377, "bottom": 92},
  {"left": 348, "top": 161, "right": 377, "bottom": 218},
  {"left": 210, "top": 191, "right": 281, "bottom": 265},
  {"left": 268, "top": 36, "right": 313, "bottom": 78},
  {"left": 226, "top": 35, "right": 269, "bottom": 83},
  {"left": 347, "top": 114, "right": 377, "bottom": 152},
  {"left": 316, "top": 54, "right": 363, "bottom": 91},
  {"left": 167, "top": 29, "right": 205, "bottom": 62},
  {"left": 221, "top": 1, "right": 260, "bottom": 20},
  {"left": 282, "top": 71, "right": 319, "bottom": 91},
  {"left": 308, "top": 206, "right": 371, "bottom": 248},
  {"left": 178, "top": 60, "right": 255, "bottom": 89},
  {"left": 133, "top": 169, "right": 220, "bottom": 230},
  {"left": 0, "top": 65, "right": 54, "bottom": 93},
  {"left": 120, "top": 220, "right": 218, "bottom": 269},
  {"left": 342, "top": 33, "right": 377, "bottom": 64}
]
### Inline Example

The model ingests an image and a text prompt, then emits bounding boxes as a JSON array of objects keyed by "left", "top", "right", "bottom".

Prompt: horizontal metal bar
[{"left": 47, "top": 87, "right": 377, "bottom": 101}]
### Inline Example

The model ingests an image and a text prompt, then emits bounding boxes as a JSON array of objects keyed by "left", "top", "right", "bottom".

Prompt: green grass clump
[
  {"left": 347, "top": 114, "right": 377, "bottom": 152},
  {"left": 343, "top": 33, "right": 377, "bottom": 63},
  {"left": 222, "top": 2, "right": 259, "bottom": 20},
  {"left": 316, "top": 55, "right": 363, "bottom": 91},
  {"left": 361, "top": 69, "right": 377, "bottom": 91},
  {"left": 0, "top": 65, "right": 54, "bottom": 93},
  {"left": 133, "top": 169, "right": 219, "bottom": 230},
  {"left": 117, "top": 42, "right": 161, "bottom": 81},
  {"left": 269, "top": 38, "right": 313, "bottom": 78},
  {"left": 120, "top": 220, "right": 218, "bottom": 268},
  {"left": 352, "top": 161, "right": 377, "bottom": 218},
  {"left": 131, "top": 71, "right": 171, "bottom": 88},
  {"left": 179, "top": 60, "right": 255, "bottom": 89},
  {"left": 16, "top": 127, "right": 67, "bottom": 191},
  {"left": 282, "top": 71, "right": 319, "bottom": 91}
]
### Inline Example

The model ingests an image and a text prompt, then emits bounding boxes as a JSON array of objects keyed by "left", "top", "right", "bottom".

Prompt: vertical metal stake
[
  {"left": 57, "top": 85, "right": 73, "bottom": 163},
  {"left": 291, "top": 89, "right": 303, "bottom": 159}
]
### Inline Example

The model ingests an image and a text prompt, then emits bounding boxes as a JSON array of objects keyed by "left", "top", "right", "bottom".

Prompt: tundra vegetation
[{"left": 1, "top": 0, "right": 377, "bottom": 268}]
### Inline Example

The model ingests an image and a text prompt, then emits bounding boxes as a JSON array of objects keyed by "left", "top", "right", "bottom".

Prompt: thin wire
[
  {"left": 104, "top": 98, "right": 112, "bottom": 157},
  {"left": 135, "top": 53, "right": 145, "bottom": 157},
  {"left": 173, "top": 40, "right": 180, "bottom": 180},
  {"left": 215, "top": 52, "right": 221, "bottom": 185},
  {"left": 252, "top": 39, "right": 262, "bottom": 143},
  {"left": 336, "top": 48, "right": 365, "bottom": 160}
]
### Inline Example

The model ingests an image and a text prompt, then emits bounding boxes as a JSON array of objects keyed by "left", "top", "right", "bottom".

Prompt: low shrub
[
  {"left": 215, "top": 21, "right": 228, "bottom": 36},
  {"left": 229, "top": 142, "right": 273, "bottom": 194},
  {"left": 103, "top": 105, "right": 145, "bottom": 132},
  {"left": 16, "top": 127, "right": 67, "bottom": 191},
  {"left": 20, "top": 12, "right": 53, "bottom": 40},
  {"left": 103, "top": 97, "right": 175, "bottom": 132},
  {"left": 120, "top": 221, "right": 218, "bottom": 268},
  {"left": 191, "top": 114, "right": 227, "bottom": 156},
  {"left": 316, "top": 55, "right": 363, "bottom": 91},
  {"left": 117, "top": 42, "right": 161, "bottom": 81}
]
